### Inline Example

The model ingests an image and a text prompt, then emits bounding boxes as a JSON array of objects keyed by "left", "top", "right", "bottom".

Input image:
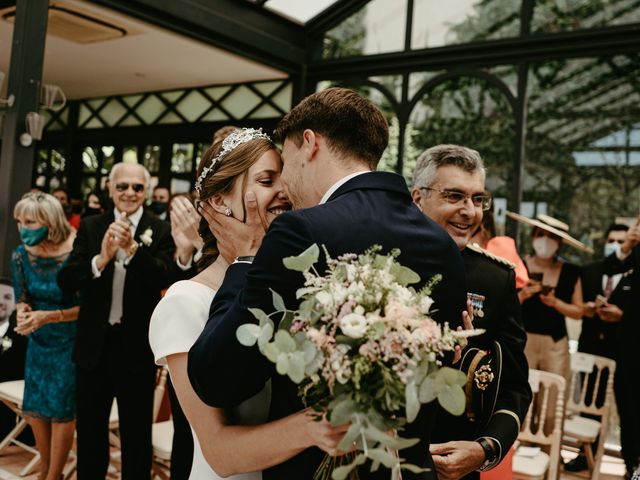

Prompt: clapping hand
[
  {"left": 621, "top": 216, "right": 640, "bottom": 255},
  {"left": 170, "top": 197, "right": 204, "bottom": 264},
  {"left": 198, "top": 191, "right": 266, "bottom": 264}
]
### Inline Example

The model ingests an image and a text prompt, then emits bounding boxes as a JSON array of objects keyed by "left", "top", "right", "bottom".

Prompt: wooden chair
[
  {"left": 0, "top": 379, "right": 41, "bottom": 476},
  {"left": 563, "top": 353, "right": 616, "bottom": 480},
  {"left": 513, "top": 369, "right": 566, "bottom": 480}
]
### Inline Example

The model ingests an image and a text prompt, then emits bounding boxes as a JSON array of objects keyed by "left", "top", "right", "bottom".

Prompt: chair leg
[
  {"left": 0, "top": 417, "right": 27, "bottom": 451},
  {"left": 20, "top": 452, "right": 42, "bottom": 476},
  {"left": 583, "top": 443, "right": 596, "bottom": 473}
]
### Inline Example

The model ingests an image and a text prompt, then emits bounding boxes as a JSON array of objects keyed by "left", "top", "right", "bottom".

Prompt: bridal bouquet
[{"left": 237, "top": 244, "right": 480, "bottom": 480}]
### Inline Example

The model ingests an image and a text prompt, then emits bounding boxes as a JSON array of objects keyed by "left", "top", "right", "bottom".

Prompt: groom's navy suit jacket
[{"left": 188, "top": 172, "right": 467, "bottom": 479}]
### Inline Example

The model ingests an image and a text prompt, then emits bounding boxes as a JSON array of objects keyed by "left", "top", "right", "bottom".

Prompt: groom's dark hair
[{"left": 274, "top": 87, "right": 389, "bottom": 170}]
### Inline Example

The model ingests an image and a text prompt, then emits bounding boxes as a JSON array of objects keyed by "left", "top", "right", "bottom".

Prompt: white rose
[
  {"left": 315, "top": 291, "right": 334, "bottom": 309},
  {"left": 339, "top": 313, "right": 368, "bottom": 339},
  {"left": 1, "top": 336, "right": 12, "bottom": 351},
  {"left": 139, "top": 228, "right": 153, "bottom": 246},
  {"left": 420, "top": 296, "right": 435, "bottom": 314}
]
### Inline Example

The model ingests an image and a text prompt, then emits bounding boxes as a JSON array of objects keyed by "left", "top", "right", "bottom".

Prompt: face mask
[
  {"left": 532, "top": 236, "right": 559, "bottom": 259},
  {"left": 19, "top": 226, "right": 48, "bottom": 246},
  {"left": 603, "top": 242, "right": 620, "bottom": 258},
  {"left": 83, "top": 207, "right": 102, "bottom": 217},
  {"left": 149, "top": 201, "right": 168, "bottom": 215}
]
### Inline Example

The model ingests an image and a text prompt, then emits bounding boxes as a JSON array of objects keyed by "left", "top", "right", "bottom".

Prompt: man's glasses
[
  {"left": 115, "top": 182, "right": 145, "bottom": 193},
  {"left": 420, "top": 187, "right": 492, "bottom": 211}
]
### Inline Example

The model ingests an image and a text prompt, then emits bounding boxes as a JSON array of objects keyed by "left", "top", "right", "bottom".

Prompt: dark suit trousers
[{"left": 76, "top": 325, "right": 155, "bottom": 480}]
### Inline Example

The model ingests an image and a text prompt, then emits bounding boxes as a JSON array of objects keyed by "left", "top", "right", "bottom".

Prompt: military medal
[{"left": 467, "top": 292, "right": 486, "bottom": 318}]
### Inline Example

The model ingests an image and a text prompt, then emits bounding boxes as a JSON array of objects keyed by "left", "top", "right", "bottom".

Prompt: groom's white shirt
[{"left": 319, "top": 170, "right": 371, "bottom": 205}]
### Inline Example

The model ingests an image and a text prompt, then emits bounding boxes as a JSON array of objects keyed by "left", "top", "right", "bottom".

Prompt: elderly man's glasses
[
  {"left": 420, "top": 187, "right": 492, "bottom": 211},
  {"left": 115, "top": 182, "right": 145, "bottom": 193}
]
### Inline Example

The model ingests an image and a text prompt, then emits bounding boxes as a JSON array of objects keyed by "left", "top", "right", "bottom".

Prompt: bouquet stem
[{"left": 314, "top": 453, "right": 360, "bottom": 480}]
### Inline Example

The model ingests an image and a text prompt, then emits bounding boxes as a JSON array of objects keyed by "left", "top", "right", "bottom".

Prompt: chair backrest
[
  {"left": 518, "top": 369, "right": 566, "bottom": 480},
  {"left": 153, "top": 366, "right": 168, "bottom": 423},
  {"left": 566, "top": 352, "right": 616, "bottom": 417}
]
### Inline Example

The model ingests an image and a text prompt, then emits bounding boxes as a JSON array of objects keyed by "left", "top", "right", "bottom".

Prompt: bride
[{"left": 149, "top": 128, "right": 348, "bottom": 479}]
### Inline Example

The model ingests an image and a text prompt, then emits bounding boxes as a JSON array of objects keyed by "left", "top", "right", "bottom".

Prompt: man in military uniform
[{"left": 411, "top": 144, "right": 532, "bottom": 479}]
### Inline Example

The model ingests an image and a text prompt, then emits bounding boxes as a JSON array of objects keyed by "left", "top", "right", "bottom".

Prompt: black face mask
[
  {"left": 83, "top": 207, "right": 102, "bottom": 218},
  {"left": 150, "top": 201, "right": 168, "bottom": 215}
]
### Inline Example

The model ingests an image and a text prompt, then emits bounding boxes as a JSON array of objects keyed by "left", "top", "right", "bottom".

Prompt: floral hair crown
[{"left": 195, "top": 127, "right": 272, "bottom": 193}]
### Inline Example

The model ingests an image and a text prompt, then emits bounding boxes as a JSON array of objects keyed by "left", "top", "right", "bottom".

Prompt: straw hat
[{"left": 506, "top": 211, "right": 593, "bottom": 253}]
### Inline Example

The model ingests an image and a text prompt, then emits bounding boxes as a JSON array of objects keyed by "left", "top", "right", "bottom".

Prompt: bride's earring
[{"left": 224, "top": 206, "right": 232, "bottom": 217}]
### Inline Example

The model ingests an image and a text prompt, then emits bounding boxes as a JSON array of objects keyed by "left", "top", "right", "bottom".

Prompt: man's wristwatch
[
  {"left": 477, "top": 437, "right": 498, "bottom": 470},
  {"left": 234, "top": 256, "right": 255, "bottom": 264}
]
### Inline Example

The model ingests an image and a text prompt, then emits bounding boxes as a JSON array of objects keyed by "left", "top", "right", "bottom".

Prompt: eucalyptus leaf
[
  {"left": 401, "top": 463, "right": 429, "bottom": 473},
  {"left": 439, "top": 366, "right": 467, "bottom": 387},
  {"left": 248, "top": 308, "right": 270, "bottom": 326},
  {"left": 367, "top": 448, "right": 397, "bottom": 468},
  {"left": 261, "top": 342, "right": 279, "bottom": 362},
  {"left": 288, "top": 354, "right": 305, "bottom": 383},
  {"left": 331, "top": 454, "right": 366, "bottom": 480},
  {"left": 418, "top": 375, "right": 438, "bottom": 404},
  {"left": 283, "top": 243, "right": 320, "bottom": 272},
  {"left": 257, "top": 322, "right": 274, "bottom": 347},
  {"left": 405, "top": 382, "right": 420, "bottom": 423},
  {"left": 394, "top": 265, "right": 421, "bottom": 286},
  {"left": 276, "top": 353, "right": 290, "bottom": 375},
  {"left": 329, "top": 398, "right": 357, "bottom": 426},
  {"left": 392, "top": 436, "right": 420, "bottom": 450},
  {"left": 270, "top": 288, "right": 286, "bottom": 312},
  {"left": 236, "top": 324, "right": 261, "bottom": 346},
  {"left": 437, "top": 384, "right": 466, "bottom": 416},
  {"left": 274, "top": 330, "right": 296, "bottom": 352},
  {"left": 337, "top": 423, "right": 363, "bottom": 452},
  {"left": 363, "top": 426, "right": 399, "bottom": 448}
]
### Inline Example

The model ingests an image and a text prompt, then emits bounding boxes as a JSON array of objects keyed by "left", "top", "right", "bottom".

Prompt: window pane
[
  {"left": 171, "top": 143, "right": 194, "bottom": 173},
  {"left": 411, "top": 0, "right": 520, "bottom": 49},
  {"left": 82, "top": 147, "right": 98, "bottom": 173},
  {"left": 81, "top": 177, "right": 97, "bottom": 197},
  {"left": 407, "top": 75, "right": 515, "bottom": 195},
  {"left": 525, "top": 54, "right": 640, "bottom": 260},
  {"left": 102, "top": 146, "right": 116, "bottom": 174},
  {"left": 194, "top": 143, "right": 210, "bottom": 173},
  {"left": 50, "top": 149, "right": 66, "bottom": 174},
  {"left": 144, "top": 145, "right": 161, "bottom": 173},
  {"left": 122, "top": 146, "right": 138, "bottom": 164},
  {"left": 323, "top": 0, "right": 407, "bottom": 59},
  {"left": 171, "top": 178, "right": 192, "bottom": 194},
  {"left": 532, "top": 0, "right": 640, "bottom": 35},
  {"left": 36, "top": 149, "right": 49, "bottom": 175}
]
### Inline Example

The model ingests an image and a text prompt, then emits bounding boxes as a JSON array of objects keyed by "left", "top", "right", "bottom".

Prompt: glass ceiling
[{"left": 247, "top": 0, "right": 341, "bottom": 24}]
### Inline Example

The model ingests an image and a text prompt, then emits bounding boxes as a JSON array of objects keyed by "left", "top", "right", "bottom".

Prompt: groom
[{"left": 188, "top": 87, "right": 468, "bottom": 479}]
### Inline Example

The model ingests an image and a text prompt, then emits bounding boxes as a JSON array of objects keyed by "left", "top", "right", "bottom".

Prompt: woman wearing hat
[{"left": 508, "top": 213, "right": 587, "bottom": 386}]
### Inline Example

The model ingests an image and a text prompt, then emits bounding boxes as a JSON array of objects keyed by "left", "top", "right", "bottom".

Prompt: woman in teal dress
[{"left": 11, "top": 192, "right": 80, "bottom": 480}]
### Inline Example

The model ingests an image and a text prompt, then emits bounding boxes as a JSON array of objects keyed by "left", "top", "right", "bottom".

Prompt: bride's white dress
[{"left": 149, "top": 280, "right": 270, "bottom": 480}]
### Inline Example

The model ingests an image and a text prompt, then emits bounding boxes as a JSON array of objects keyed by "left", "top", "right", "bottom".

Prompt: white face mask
[
  {"left": 603, "top": 242, "right": 620, "bottom": 258},
  {"left": 532, "top": 236, "right": 560, "bottom": 259}
]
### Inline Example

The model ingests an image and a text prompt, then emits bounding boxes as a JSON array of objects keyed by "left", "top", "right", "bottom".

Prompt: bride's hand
[{"left": 297, "top": 409, "right": 351, "bottom": 456}]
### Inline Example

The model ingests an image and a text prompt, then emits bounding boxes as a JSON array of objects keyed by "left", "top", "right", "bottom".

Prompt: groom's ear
[
  {"left": 207, "top": 194, "right": 230, "bottom": 214},
  {"left": 302, "top": 129, "right": 320, "bottom": 161}
]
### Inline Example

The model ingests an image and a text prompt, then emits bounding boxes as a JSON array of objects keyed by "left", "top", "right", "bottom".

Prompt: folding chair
[
  {"left": 563, "top": 352, "right": 616, "bottom": 480},
  {"left": 0, "top": 379, "right": 40, "bottom": 476},
  {"left": 513, "top": 369, "right": 566, "bottom": 480}
]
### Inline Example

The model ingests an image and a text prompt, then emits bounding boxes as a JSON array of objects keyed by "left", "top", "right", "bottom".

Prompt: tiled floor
[{"left": 0, "top": 445, "right": 628, "bottom": 480}]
